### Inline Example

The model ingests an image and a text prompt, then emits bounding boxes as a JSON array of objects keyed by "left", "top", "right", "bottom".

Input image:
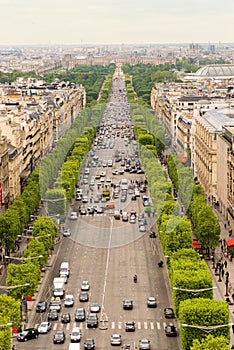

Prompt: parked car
[
  {"left": 53, "top": 330, "right": 66, "bottom": 344},
  {"left": 38, "top": 321, "right": 52, "bottom": 334},
  {"left": 63, "top": 228, "right": 71, "bottom": 237},
  {"left": 36, "top": 301, "right": 47, "bottom": 313},
  {"left": 17, "top": 328, "right": 39, "bottom": 342}
]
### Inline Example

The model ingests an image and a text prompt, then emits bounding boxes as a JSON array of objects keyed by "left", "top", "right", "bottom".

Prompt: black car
[
  {"left": 47, "top": 309, "right": 58, "bottom": 321},
  {"left": 125, "top": 321, "right": 135, "bottom": 332},
  {"left": 164, "top": 307, "right": 175, "bottom": 319},
  {"left": 123, "top": 300, "right": 133, "bottom": 310},
  {"left": 86, "top": 313, "right": 98, "bottom": 328},
  {"left": 17, "top": 328, "right": 39, "bottom": 342},
  {"left": 53, "top": 330, "right": 66, "bottom": 344},
  {"left": 79, "top": 292, "right": 89, "bottom": 302},
  {"left": 84, "top": 338, "right": 95, "bottom": 349},
  {"left": 165, "top": 325, "right": 177, "bottom": 337},
  {"left": 61, "top": 312, "right": 71, "bottom": 323},
  {"left": 36, "top": 301, "right": 47, "bottom": 313},
  {"left": 75, "top": 308, "right": 86, "bottom": 322}
]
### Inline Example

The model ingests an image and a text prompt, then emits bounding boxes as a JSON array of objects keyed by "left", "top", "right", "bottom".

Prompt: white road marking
[
  {"left": 137, "top": 322, "right": 141, "bottom": 329},
  {"left": 150, "top": 322, "right": 154, "bottom": 329},
  {"left": 112, "top": 321, "right": 115, "bottom": 329},
  {"left": 157, "top": 322, "right": 161, "bottom": 330},
  {"left": 144, "top": 322, "right": 148, "bottom": 329}
]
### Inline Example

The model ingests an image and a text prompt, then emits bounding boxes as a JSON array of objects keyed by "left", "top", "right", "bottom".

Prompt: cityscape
[{"left": 1, "top": 1, "right": 234, "bottom": 350}]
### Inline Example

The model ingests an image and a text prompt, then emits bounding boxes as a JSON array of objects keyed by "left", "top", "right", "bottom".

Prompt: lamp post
[
  {"left": 0, "top": 283, "right": 30, "bottom": 290},
  {"left": 5, "top": 255, "right": 43, "bottom": 261},
  {"left": 182, "top": 322, "right": 232, "bottom": 333},
  {"left": 173, "top": 286, "right": 217, "bottom": 295}
]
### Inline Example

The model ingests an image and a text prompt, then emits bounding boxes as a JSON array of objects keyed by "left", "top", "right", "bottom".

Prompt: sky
[{"left": 0, "top": 0, "right": 234, "bottom": 45}]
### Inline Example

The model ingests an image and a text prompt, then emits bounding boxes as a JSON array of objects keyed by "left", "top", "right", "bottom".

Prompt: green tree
[{"left": 191, "top": 334, "right": 231, "bottom": 350}]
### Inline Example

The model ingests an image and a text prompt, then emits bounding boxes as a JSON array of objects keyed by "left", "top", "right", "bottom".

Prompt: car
[
  {"left": 139, "top": 225, "right": 146, "bottom": 232},
  {"left": 86, "top": 313, "right": 98, "bottom": 328},
  {"left": 53, "top": 330, "right": 66, "bottom": 344},
  {"left": 164, "top": 307, "right": 175, "bottom": 318},
  {"left": 96, "top": 206, "right": 104, "bottom": 214},
  {"left": 90, "top": 303, "right": 100, "bottom": 313},
  {"left": 81, "top": 280, "right": 90, "bottom": 291},
  {"left": 75, "top": 194, "right": 82, "bottom": 201},
  {"left": 147, "top": 297, "right": 157, "bottom": 307},
  {"left": 125, "top": 321, "right": 135, "bottom": 332},
  {"left": 111, "top": 334, "right": 122, "bottom": 346},
  {"left": 63, "top": 228, "right": 71, "bottom": 237},
  {"left": 17, "top": 328, "right": 39, "bottom": 342},
  {"left": 61, "top": 312, "right": 71, "bottom": 323},
  {"left": 165, "top": 325, "right": 177, "bottom": 337},
  {"left": 70, "top": 212, "right": 78, "bottom": 220},
  {"left": 139, "top": 339, "right": 150, "bottom": 349},
  {"left": 100, "top": 171, "right": 106, "bottom": 177},
  {"left": 79, "top": 291, "right": 89, "bottom": 302},
  {"left": 47, "top": 309, "right": 59, "bottom": 321},
  {"left": 112, "top": 169, "right": 119, "bottom": 175},
  {"left": 80, "top": 207, "right": 87, "bottom": 215},
  {"left": 38, "top": 321, "right": 52, "bottom": 334},
  {"left": 88, "top": 207, "right": 95, "bottom": 215},
  {"left": 120, "top": 196, "right": 127, "bottom": 202},
  {"left": 82, "top": 196, "right": 89, "bottom": 203},
  {"left": 84, "top": 338, "right": 95, "bottom": 349},
  {"left": 64, "top": 294, "right": 74, "bottom": 307},
  {"left": 36, "top": 301, "right": 47, "bottom": 313},
  {"left": 129, "top": 216, "right": 136, "bottom": 224},
  {"left": 75, "top": 307, "right": 86, "bottom": 321},
  {"left": 70, "top": 327, "right": 81, "bottom": 342},
  {"left": 49, "top": 297, "right": 61, "bottom": 312},
  {"left": 123, "top": 300, "right": 133, "bottom": 310}
]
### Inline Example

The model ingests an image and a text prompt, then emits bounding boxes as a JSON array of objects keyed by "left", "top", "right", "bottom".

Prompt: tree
[{"left": 191, "top": 334, "right": 231, "bottom": 350}]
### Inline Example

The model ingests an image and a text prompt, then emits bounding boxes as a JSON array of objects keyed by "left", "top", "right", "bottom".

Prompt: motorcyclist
[{"left": 133, "top": 274, "right": 137, "bottom": 282}]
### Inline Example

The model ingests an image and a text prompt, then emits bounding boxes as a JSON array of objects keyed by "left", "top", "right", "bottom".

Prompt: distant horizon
[
  {"left": 0, "top": 0, "right": 233, "bottom": 46},
  {"left": 0, "top": 42, "right": 234, "bottom": 49}
]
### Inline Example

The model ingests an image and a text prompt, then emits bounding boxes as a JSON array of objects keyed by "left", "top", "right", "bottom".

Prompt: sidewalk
[{"left": 206, "top": 208, "right": 234, "bottom": 346}]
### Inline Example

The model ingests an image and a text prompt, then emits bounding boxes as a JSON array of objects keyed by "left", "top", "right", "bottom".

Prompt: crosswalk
[{"left": 35, "top": 320, "right": 173, "bottom": 331}]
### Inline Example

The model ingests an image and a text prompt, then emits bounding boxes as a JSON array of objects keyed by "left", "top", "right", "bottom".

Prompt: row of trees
[
  {"left": 125, "top": 76, "right": 231, "bottom": 349},
  {"left": 0, "top": 68, "right": 115, "bottom": 349}
]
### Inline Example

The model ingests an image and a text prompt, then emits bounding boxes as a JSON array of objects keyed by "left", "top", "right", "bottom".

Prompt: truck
[{"left": 53, "top": 277, "right": 65, "bottom": 298}]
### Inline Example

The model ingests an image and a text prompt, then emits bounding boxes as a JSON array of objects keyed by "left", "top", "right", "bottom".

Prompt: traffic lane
[{"left": 102, "top": 235, "right": 180, "bottom": 350}]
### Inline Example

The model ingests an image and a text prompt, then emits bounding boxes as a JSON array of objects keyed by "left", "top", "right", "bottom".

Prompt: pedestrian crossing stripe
[{"left": 35, "top": 321, "right": 174, "bottom": 331}]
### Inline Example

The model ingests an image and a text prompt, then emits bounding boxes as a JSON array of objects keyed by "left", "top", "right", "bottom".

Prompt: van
[
  {"left": 69, "top": 342, "right": 81, "bottom": 350},
  {"left": 60, "top": 262, "right": 69, "bottom": 277}
]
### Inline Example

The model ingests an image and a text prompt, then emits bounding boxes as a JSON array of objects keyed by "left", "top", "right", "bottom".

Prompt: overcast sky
[{"left": 1, "top": 0, "right": 234, "bottom": 45}]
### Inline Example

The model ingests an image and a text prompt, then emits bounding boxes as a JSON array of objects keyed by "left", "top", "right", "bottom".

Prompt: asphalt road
[{"left": 15, "top": 69, "right": 181, "bottom": 350}]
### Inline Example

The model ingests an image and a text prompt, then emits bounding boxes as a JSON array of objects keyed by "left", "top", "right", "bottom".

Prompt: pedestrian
[
  {"left": 226, "top": 271, "right": 230, "bottom": 278},
  {"left": 223, "top": 238, "right": 226, "bottom": 246},
  {"left": 221, "top": 263, "right": 224, "bottom": 270},
  {"left": 222, "top": 269, "right": 225, "bottom": 278},
  {"left": 221, "top": 245, "right": 224, "bottom": 253},
  {"left": 219, "top": 238, "right": 222, "bottom": 245},
  {"left": 224, "top": 260, "right": 228, "bottom": 269},
  {"left": 232, "top": 292, "right": 234, "bottom": 302}
]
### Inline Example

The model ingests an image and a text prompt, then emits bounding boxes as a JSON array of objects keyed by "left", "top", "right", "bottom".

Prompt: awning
[
  {"left": 226, "top": 238, "right": 234, "bottom": 248},
  {"left": 193, "top": 239, "right": 201, "bottom": 250}
]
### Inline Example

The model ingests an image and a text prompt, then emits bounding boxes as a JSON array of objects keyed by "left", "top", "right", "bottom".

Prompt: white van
[
  {"left": 60, "top": 262, "right": 70, "bottom": 277},
  {"left": 69, "top": 342, "right": 80, "bottom": 350}
]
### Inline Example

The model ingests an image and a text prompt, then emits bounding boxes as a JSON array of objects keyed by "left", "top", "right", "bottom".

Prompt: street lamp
[
  {"left": 5, "top": 255, "right": 43, "bottom": 261},
  {"left": 0, "top": 322, "right": 13, "bottom": 327},
  {"left": 0, "top": 283, "right": 30, "bottom": 290},
  {"left": 182, "top": 322, "right": 232, "bottom": 333},
  {"left": 173, "top": 286, "right": 217, "bottom": 295}
]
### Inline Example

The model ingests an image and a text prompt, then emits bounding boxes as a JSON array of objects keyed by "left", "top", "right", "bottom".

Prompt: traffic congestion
[{"left": 15, "top": 68, "right": 180, "bottom": 350}]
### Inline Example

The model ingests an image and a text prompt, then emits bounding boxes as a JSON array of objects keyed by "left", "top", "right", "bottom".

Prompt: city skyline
[{"left": 0, "top": 0, "right": 234, "bottom": 46}]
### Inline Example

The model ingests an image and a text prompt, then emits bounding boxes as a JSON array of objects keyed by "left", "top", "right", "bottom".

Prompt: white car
[
  {"left": 139, "top": 225, "right": 146, "bottom": 232},
  {"left": 82, "top": 196, "right": 89, "bottom": 203},
  {"left": 64, "top": 294, "right": 74, "bottom": 307},
  {"left": 81, "top": 280, "right": 90, "bottom": 291},
  {"left": 111, "top": 334, "right": 122, "bottom": 346},
  {"left": 70, "top": 212, "right": 78, "bottom": 220},
  {"left": 38, "top": 321, "right": 52, "bottom": 334},
  {"left": 90, "top": 303, "right": 100, "bottom": 313},
  {"left": 70, "top": 327, "right": 81, "bottom": 342},
  {"left": 63, "top": 228, "right": 71, "bottom": 237}
]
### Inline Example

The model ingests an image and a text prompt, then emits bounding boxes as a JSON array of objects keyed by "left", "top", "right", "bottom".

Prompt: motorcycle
[
  {"left": 133, "top": 275, "right": 137, "bottom": 283},
  {"left": 158, "top": 261, "right": 163, "bottom": 268}
]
